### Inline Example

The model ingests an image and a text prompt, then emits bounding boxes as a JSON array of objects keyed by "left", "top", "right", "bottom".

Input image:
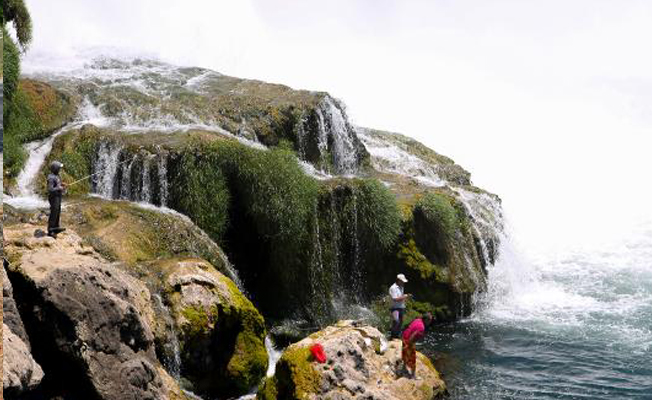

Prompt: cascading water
[
  {"left": 92, "top": 141, "right": 123, "bottom": 198},
  {"left": 357, "top": 127, "right": 447, "bottom": 187},
  {"left": 157, "top": 153, "right": 169, "bottom": 207},
  {"left": 4, "top": 95, "right": 112, "bottom": 209},
  {"left": 139, "top": 154, "right": 154, "bottom": 203},
  {"left": 120, "top": 157, "right": 136, "bottom": 200},
  {"left": 5, "top": 128, "right": 69, "bottom": 209},
  {"left": 317, "top": 97, "right": 360, "bottom": 175},
  {"left": 422, "top": 221, "right": 652, "bottom": 399},
  {"left": 151, "top": 294, "right": 182, "bottom": 380}
]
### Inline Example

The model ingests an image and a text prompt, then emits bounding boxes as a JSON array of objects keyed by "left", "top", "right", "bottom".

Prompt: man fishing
[
  {"left": 47, "top": 161, "right": 67, "bottom": 238},
  {"left": 389, "top": 273, "right": 412, "bottom": 339}
]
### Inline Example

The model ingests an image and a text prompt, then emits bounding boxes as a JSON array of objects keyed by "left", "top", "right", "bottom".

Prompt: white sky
[{"left": 24, "top": 0, "right": 652, "bottom": 252}]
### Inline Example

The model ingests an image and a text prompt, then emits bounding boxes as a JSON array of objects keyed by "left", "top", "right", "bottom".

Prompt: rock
[
  {"left": 259, "top": 321, "right": 447, "bottom": 400},
  {"left": 150, "top": 258, "right": 268, "bottom": 398},
  {"left": 4, "top": 224, "right": 188, "bottom": 400},
  {"left": 5, "top": 199, "right": 269, "bottom": 398},
  {"left": 3, "top": 262, "right": 31, "bottom": 348},
  {"left": 3, "top": 323, "right": 45, "bottom": 396},
  {"left": 61, "top": 197, "right": 240, "bottom": 284}
]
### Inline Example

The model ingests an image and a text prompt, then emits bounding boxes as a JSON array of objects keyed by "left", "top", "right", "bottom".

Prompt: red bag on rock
[{"left": 310, "top": 343, "right": 327, "bottom": 363}]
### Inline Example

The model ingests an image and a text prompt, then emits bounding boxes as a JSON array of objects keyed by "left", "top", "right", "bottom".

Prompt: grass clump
[
  {"left": 355, "top": 178, "right": 402, "bottom": 250},
  {"left": 172, "top": 150, "right": 231, "bottom": 241},
  {"left": 414, "top": 192, "right": 459, "bottom": 239}
]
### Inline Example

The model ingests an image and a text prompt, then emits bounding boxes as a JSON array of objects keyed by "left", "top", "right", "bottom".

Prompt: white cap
[{"left": 397, "top": 274, "right": 408, "bottom": 283}]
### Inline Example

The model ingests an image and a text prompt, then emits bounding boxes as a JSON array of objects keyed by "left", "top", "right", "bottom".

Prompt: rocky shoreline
[{"left": 3, "top": 58, "right": 504, "bottom": 399}]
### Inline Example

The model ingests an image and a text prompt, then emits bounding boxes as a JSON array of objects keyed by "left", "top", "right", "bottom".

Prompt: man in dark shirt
[{"left": 47, "top": 161, "right": 67, "bottom": 238}]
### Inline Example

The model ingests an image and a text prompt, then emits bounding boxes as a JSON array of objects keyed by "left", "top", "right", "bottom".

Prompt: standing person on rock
[
  {"left": 401, "top": 312, "right": 433, "bottom": 379},
  {"left": 389, "top": 273, "right": 411, "bottom": 339},
  {"left": 47, "top": 161, "right": 67, "bottom": 238}
]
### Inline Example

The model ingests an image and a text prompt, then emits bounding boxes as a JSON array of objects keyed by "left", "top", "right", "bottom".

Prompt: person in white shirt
[{"left": 389, "top": 273, "right": 412, "bottom": 339}]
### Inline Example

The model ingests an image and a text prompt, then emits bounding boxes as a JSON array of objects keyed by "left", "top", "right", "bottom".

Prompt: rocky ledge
[
  {"left": 259, "top": 320, "right": 447, "bottom": 400},
  {"left": 3, "top": 206, "right": 267, "bottom": 399}
]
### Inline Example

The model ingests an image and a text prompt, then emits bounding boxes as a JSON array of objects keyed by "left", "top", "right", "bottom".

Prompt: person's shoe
[{"left": 51, "top": 227, "right": 66, "bottom": 234}]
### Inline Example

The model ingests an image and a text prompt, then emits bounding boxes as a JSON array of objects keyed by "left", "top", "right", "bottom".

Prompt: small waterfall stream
[
  {"left": 5, "top": 127, "right": 71, "bottom": 209},
  {"left": 151, "top": 294, "right": 182, "bottom": 380}
]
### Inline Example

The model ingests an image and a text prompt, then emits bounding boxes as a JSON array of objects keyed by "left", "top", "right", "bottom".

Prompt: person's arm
[
  {"left": 48, "top": 176, "right": 65, "bottom": 194},
  {"left": 390, "top": 286, "right": 411, "bottom": 301}
]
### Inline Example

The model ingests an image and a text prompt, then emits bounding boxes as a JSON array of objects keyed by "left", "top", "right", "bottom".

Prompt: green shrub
[
  {"left": 3, "top": 26, "right": 21, "bottom": 104},
  {"left": 355, "top": 178, "right": 401, "bottom": 250},
  {"left": 415, "top": 192, "right": 459, "bottom": 239},
  {"left": 190, "top": 139, "right": 320, "bottom": 244},
  {"left": 172, "top": 149, "right": 231, "bottom": 241}
]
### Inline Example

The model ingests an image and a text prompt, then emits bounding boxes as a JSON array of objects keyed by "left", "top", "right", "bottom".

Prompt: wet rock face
[
  {"left": 4, "top": 226, "right": 183, "bottom": 400},
  {"left": 260, "top": 321, "right": 447, "bottom": 400}
]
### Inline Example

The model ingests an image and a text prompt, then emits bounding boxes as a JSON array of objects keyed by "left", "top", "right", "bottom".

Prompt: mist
[{"left": 24, "top": 0, "right": 652, "bottom": 253}]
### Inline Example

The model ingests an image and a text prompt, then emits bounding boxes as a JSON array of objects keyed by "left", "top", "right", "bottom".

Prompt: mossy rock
[
  {"left": 149, "top": 258, "right": 267, "bottom": 398},
  {"left": 262, "top": 346, "right": 321, "bottom": 400},
  {"left": 59, "top": 197, "right": 237, "bottom": 282},
  {"left": 38, "top": 58, "right": 370, "bottom": 173},
  {"left": 261, "top": 321, "right": 447, "bottom": 399},
  {"left": 3, "top": 79, "right": 77, "bottom": 186}
]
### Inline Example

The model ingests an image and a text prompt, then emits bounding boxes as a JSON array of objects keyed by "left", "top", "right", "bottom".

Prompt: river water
[{"left": 421, "top": 224, "right": 652, "bottom": 399}]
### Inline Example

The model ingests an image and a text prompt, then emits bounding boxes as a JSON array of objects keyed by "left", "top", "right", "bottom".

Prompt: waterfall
[
  {"left": 350, "top": 191, "right": 363, "bottom": 300},
  {"left": 90, "top": 145, "right": 171, "bottom": 208},
  {"left": 454, "top": 187, "right": 504, "bottom": 266},
  {"left": 5, "top": 127, "right": 71, "bottom": 209},
  {"left": 92, "top": 141, "right": 123, "bottom": 198},
  {"left": 264, "top": 336, "right": 283, "bottom": 378},
  {"left": 151, "top": 294, "right": 182, "bottom": 380},
  {"left": 317, "top": 97, "right": 360, "bottom": 175},
  {"left": 139, "top": 154, "right": 155, "bottom": 203},
  {"left": 309, "top": 205, "right": 329, "bottom": 322},
  {"left": 296, "top": 95, "right": 362, "bottom": 175},
  {"left": 120, "top": 157, "right": 136, "bottom": 200},
  {"left": 157, "top": 153, "right": 169, "bottom": 207},
  {"left": 357, "top": 128, "right": 446, "bottom": 187}
]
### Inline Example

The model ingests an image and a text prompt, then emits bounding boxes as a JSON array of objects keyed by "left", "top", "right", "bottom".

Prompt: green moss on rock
[{"left": 271, "top": 346, "right": 321, "bottom": 399}]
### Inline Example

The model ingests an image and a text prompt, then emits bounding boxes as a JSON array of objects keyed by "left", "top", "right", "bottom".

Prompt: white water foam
[
  {"left": 357, "top": 128, "right": 447, "bottom": 187},
  {"left": 475, "top": 222, "right": 652, "bottom": 352}
]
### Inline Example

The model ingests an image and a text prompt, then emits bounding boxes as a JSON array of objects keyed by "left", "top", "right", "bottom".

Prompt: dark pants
[
  {"left": 48, "top": 194, "right": 62, "bottom": 235},
  {"left": 390, "top": 307, "right": 405, "bottom": 339}
]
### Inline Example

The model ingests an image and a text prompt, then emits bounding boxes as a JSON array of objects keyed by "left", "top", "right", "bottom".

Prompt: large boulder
[
  {"left": 4, "top": 199, "right": 268, "bottom": 398},
  {"left": 149, "top": 258, "right": 268, "bottom": 397},
  {"left": 3, "top": 323, "right": 45, "bottom": 396},
  {"left": 4, "top": 224, "right": 187, "bottom": 400},
  {"left": 259, "top": 321, "right": 447, "bottom": 400}
]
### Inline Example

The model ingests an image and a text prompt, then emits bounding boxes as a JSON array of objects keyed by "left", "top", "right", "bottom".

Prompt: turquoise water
[{"left": 423, "top": 225, "right": 652, "bottom": 399}]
